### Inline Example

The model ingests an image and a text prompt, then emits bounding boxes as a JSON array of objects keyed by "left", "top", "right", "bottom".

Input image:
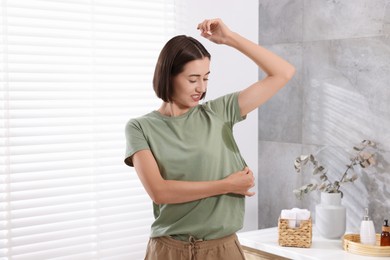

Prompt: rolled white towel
[
  {"left": 281, "top": 209, "right": 297, "bottom": 228},
  {"left": 292, "top": 208, "right": 311, "bottom": 227},
  {"left": 293, "top": 208, "right": 310, "bottom": 220}
]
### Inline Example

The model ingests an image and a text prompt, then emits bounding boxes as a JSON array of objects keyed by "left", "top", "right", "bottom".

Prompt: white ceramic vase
[{"left": 315, "top": 192, "right": 346, "bottom": 239}]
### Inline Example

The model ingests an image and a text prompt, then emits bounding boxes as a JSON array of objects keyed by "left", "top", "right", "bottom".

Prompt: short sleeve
[
  {"left": 124, "top": 119, "right": 150, "bottom": 167},
  {"left": 204, "top": 91, "right": 246, "bottom": 126}
]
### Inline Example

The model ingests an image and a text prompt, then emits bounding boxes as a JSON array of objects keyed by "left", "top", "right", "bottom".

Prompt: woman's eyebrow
[{"left": 189, "top": 71, "right": 211, "bottom": 77}]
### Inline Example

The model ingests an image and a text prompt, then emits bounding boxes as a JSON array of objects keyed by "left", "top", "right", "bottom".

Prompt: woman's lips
[{"left": 191, "top": 94, "right": 201, "bottom": 102}]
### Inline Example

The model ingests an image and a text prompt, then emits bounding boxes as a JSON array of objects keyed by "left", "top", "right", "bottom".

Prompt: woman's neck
[{"left": 158, "top": 102, "right": 189, "bottom": 117}]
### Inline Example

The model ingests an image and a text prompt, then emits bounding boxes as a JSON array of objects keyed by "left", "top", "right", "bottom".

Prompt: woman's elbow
[
  {"left": 151, "top": 195, "right": 165, "bottom": 205},
  {"left": 148, "top": 189, "right": 169, "bottom": 205},
  {"left": 284, "top": 65, "right": 296, "bottom": 82}
]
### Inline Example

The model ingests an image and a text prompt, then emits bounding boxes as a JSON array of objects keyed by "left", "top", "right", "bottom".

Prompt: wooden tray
[{"left": 343, "top": 234, "right": 390, "bottom": 257}]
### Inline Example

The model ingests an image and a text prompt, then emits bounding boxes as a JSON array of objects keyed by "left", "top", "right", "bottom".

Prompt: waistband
[{"left": 152, "top": 233, "right": 238, "bottom": 250}]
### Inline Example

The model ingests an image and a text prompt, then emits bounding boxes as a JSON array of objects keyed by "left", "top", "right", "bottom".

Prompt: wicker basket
[
  {"left": 278, "top": 217, "right": 312, "bottom": 248},
  {"left": 343, "top": 234, "right": 390, "bottom": 257}
]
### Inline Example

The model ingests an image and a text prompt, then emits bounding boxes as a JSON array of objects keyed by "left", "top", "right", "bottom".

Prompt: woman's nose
[{"left": 196, "top": 81, "right": 206, "bottom": 93}]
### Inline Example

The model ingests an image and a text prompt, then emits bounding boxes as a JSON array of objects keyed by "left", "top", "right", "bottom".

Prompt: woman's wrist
[
  {"left": 224, "top": 31, "right": 240, "bottom": 47},
  {"left": 217, "top": 178, "right": 231, "bottom": 195}
]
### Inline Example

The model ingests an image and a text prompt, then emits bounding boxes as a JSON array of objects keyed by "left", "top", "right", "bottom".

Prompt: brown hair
[{"left": 153, "top": 35, "right": 211, "bottom": 102}]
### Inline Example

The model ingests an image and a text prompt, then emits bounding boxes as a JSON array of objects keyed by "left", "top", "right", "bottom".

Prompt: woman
[{"left": 125, "top": 18, "right": 295, "bottom": 260}]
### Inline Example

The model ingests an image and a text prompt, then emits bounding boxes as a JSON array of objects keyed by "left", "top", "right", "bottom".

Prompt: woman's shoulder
[{"left": 125, "top": 111, "right": 158, "bottom": 128}]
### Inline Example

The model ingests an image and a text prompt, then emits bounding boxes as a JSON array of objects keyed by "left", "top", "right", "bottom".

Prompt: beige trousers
[{"left": 144, "top": 233, "right": 246, "bottom": 260}]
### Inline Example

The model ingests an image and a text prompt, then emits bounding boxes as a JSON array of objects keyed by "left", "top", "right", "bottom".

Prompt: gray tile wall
[{"left": 258, "top": 0, "right": 390, "bottom": 233}]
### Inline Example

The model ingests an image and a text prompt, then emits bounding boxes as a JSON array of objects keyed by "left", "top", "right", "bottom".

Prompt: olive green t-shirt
[{"left": 124, "top": 92, "right": 247, "bottom": 240}]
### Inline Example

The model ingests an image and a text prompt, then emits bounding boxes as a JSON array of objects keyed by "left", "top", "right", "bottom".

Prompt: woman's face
[{"left": 171, "top": 58, "right": 210, "bottom": 111}]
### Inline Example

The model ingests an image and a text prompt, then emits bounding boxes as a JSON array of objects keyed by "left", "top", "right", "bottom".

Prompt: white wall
[{"left": 176, "top": 0, "right": 259, "bottom": 231}]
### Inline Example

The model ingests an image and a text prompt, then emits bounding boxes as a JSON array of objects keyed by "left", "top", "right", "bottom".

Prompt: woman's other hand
[{"left": 197, "top": 18, "right": 232, "bottom": 45}]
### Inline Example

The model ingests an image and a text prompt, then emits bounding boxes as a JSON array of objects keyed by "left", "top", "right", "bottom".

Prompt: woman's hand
[
  {"left": 197, "top": 18, "right": 233, "bottom": 45},
  {"left": 224, "top": 167, "right": 256, "bottom": 197}
]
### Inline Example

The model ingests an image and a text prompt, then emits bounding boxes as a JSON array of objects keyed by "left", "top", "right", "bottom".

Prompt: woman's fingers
[
  {"left": 197, "top": 18, "right": 221, "bottom": 35},
  {"left": 245, "top": 191, "right": 256, "bottom": 197},
  {"left": 242, "top": 167, "right": 255, "bottom": 194}
]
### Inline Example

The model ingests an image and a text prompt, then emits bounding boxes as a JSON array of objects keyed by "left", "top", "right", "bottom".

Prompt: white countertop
[{"left": 238, "top": 227, "right": 387, "bottom": 260}]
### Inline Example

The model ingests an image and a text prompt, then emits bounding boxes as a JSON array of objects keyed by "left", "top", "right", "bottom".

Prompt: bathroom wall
[{"left": 258, "top": 0, "right": 390, "bottom": 233}]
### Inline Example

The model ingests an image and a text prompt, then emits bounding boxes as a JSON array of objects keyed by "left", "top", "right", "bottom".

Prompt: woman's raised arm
[{"left": 198, "top": 18, "right": 296, "bottom": 117}]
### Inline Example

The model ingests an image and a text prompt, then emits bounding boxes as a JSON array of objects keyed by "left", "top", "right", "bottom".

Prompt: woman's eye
[
  {"left": 203, "top": 78, "right": 209, "bottom": 81},
  {"left": 189, "top": 80, "right": 197, "bottom": 83}
]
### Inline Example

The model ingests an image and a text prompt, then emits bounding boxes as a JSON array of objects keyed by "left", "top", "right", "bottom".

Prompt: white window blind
[{"left": 0, "top": 0, "right": 177, "bottom": 259}]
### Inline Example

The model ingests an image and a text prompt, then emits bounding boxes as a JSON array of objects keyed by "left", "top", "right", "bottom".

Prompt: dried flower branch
[{"left": 293, "top": 140, "right": 377, "bottom": 199}]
